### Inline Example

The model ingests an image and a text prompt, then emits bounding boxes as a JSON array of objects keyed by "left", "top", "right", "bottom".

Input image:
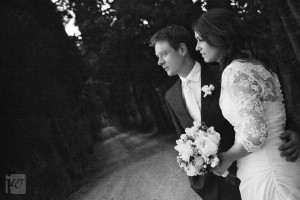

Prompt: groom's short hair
[{"left": 150, "top": 24, "right": 195, "bottom": 55}]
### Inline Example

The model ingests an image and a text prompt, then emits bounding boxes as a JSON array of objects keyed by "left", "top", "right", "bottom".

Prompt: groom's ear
[{"left": 178, "top": 43, "right": 188, "bottom": 56}]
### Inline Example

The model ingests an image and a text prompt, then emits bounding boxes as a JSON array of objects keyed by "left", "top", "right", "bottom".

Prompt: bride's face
[{"left": 194, "top": 31, "right": 223, "bottom": 63}]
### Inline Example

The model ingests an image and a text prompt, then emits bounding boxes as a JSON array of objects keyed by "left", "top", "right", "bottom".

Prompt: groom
[{"left": 150, "top": 25, "right": 300, "bottom": 200}]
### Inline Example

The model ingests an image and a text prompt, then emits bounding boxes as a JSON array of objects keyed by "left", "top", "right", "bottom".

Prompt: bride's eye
[{"left": 197, "top": 37, "right": 204, "bottom": 42}]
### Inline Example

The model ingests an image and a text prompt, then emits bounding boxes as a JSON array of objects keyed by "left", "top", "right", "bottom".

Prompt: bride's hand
[{"left": 212, "top": 153, "right": 233, "bottom": 176}]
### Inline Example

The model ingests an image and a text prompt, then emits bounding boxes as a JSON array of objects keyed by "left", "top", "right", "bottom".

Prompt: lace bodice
[{"left": 220, "top": 60, "right": 285, "bottom": 152}]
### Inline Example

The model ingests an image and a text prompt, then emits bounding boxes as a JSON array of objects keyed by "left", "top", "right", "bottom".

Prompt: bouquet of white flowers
[{"left": 174, "top": 121, "right": 226, "bottom": 176}]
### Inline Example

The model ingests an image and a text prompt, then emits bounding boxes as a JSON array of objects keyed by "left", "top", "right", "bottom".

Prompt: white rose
[
  {"left": 202, "top": 156, "right": 210, "bottom": 164},
  {"left": 207, "top": 127, "right": 220, "bottom": 138},
  {"left": 194, "top": 136, "right": 205, "bottom": 149},
  {"left": 190, "top": 126, "right": 198, "bottom": 134},
  {"left": 207, "top": 134, "right": 220, "bottom": 145},
  {"left": 193, "top": 121, "right": 202, "bottom": 128},
  {"left": 194, "top": 156, "right": 204, "bottom": 167},
  {"left": 195, "top": 130, "right": 205, "bottom": 140},
  {"left": 181, "top": 153, "right": 190, "bottom": 162},
  {"left": 176, "top": 138, "right": 184, "bottom": 146},
  {"left": 210, "top": 156, "right": 220, "bottom": 168},
  {"left": 186, "top": 139, "right": 193, "bottom": 146},
  {"left": 185, "top": 127, "right": 192, "bottom": 134},
  {"left": 185, "top": 163, "right": 198, "bottom": 176},
  {"left": 174, "top": 142, "right": 185, "bottom": 153},
  {"left": 185, "top": 127, "right": 198, "bottom": 138},
  {"left": 201, "top": 138, "right": 218, "bottom": 156},
  {"left": 206, "top": 127, "right": 220, "bottom": 144},
  {"left": 179, "top": 134, "right": 188, "bottom": 142},
  {"left": 180, "top": 143, "right": 193, "bottom": 162}
]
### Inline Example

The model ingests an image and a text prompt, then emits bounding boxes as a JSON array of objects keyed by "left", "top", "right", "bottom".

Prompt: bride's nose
[{"left": 195, "top": 42, "right": 201, "bottom": 51}]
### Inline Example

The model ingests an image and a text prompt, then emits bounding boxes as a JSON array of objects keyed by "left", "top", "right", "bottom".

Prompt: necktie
[{"left": 182, "top": 80, "right": 201, "bottom": 122}]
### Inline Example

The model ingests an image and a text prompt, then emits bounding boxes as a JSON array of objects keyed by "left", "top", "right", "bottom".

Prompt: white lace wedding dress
[{"left": 220, "top": 60, "right": 300, "bottom": 200}]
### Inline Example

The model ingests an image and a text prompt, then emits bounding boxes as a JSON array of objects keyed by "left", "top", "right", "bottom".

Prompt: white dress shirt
[{"left": 180, "top": 61, "right": 202, "bottom": 122}]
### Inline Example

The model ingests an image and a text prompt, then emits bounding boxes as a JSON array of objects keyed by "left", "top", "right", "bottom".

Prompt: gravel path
[{"left": 66, "top": 129, "right": 201, "bottom": 200}]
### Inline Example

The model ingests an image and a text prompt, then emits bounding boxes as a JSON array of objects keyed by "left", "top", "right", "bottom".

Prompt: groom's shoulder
[{"left": 165, "top": 79, "right": 181, "bottom": 100}]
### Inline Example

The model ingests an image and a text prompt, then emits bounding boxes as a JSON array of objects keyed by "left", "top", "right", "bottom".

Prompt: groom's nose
[{"left": 158, "top": 57, "right": 164, "bottom": 66}]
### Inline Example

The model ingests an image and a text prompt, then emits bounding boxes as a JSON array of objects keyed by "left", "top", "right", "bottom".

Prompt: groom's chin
[{"left": 166, "top": 71, "right": 175, "bottom": 76}]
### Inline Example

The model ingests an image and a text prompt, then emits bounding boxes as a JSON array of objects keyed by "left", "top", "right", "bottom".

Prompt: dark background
[{"left": 1, "top": 0, "right": 300, "bottom": 199}]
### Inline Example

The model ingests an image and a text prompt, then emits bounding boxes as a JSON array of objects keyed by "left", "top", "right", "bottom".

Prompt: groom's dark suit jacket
[{"left": 165, "top": 64, "right": 242, "bottom": 200}]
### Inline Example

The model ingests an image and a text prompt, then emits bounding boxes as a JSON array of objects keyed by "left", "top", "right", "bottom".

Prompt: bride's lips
[{"left": 163, "top": 67, "right": 169, "bottom": 71}]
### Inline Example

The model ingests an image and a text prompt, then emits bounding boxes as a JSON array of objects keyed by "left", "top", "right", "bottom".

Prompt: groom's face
[{"left": 154, "top": 41, "right": 185, "bottom": 76}]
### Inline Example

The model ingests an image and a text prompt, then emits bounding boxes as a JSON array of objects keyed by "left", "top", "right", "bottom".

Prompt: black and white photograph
[{"left": 1, "top": 0, "right": 300, "bottom": 200}]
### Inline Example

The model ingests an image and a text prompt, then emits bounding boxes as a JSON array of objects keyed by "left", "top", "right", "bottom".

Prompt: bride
[{"left": 193, "top": 8, "right": 300, "bottom": 199}]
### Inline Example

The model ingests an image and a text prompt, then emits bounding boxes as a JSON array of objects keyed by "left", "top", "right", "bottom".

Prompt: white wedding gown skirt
[{"left": 236, "top": 102, "right": 300, "bottom": 200}]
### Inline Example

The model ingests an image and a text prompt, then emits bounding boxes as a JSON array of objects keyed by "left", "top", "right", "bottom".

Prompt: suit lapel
[
  {"left": 201, "top": 65, "right": 219, "bottom": 122},
  {"left": 169, "top": 80, "right": 193, "bottom": 124}
]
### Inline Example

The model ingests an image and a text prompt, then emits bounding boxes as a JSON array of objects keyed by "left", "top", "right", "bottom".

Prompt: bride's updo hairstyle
[{"left": 193, "top": 8, "right": 270, "bottom": 70}]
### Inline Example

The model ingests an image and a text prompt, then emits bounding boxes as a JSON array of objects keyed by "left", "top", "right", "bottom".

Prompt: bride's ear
[{"left": 178, "top": 43, "right": 188, "bottom": 56}]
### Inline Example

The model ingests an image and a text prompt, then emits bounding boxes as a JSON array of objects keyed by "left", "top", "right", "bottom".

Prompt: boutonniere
[{"left": 201, "top": 84, "right": 215, "bottom": 97}]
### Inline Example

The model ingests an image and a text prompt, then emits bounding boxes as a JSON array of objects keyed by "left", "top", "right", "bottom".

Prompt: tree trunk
[
  {"left": 280, "top": 14, "right": 300, "bottom": 64},
  {"left": 274, "top": 44, "right": 297, "bottom": 114},
  {"left": 286, "top": 0, "right": 300, "bottom": 27},
  {"left": 268, "top": 12, "right": 297, "bottom": 115}
]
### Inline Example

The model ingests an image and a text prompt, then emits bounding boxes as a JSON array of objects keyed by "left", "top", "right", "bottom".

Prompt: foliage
[
  {"left": 62, "top": 0, "right": 204, "bottom": 131},
  {"left": 0, "top": 0, "right": 101, "bottom": 199},
  {"left": 52, "top": 0, "right": 300, "bottom": 129},
  {"left": 1, "top": 0, "right": 299, "bottom": 199}
]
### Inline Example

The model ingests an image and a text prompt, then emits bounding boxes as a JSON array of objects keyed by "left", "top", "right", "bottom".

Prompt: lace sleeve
[{"left": 227, "top": 67, "right": 268, "bottom": 152}]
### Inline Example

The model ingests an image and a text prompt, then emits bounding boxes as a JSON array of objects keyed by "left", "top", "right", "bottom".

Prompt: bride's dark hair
[{"left": 193, "top": 8, "right": 271, "bottom": 70}]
